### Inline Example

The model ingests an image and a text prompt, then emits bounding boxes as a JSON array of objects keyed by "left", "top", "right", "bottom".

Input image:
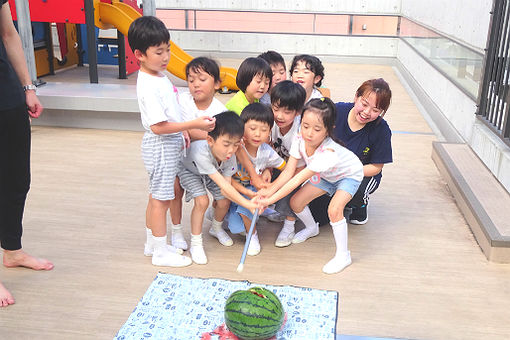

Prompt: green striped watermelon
[{"left": 224, "top": 287, "right": 284, "bottom": 340}]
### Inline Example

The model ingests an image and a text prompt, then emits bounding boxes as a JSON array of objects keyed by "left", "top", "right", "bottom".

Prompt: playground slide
[{"left": 96, "top": 2, "right": 239, "bottom": 90}]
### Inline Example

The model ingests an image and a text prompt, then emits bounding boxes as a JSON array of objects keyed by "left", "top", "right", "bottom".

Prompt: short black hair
[
  {"left": 186, "top": 57, "right": 221, "bottom": 83},
  {"left": 209, "top": 111, "right": 244, "bottom": 140},
  {"left": 128, "top": 16, "right": 170, "bottom": 54},
  {"left": 240, "top": 103, "right": 274, "bottom": 129},
  {"left": 257, "top": 50, "right": 286, "bottom": 70},
  {"left": 270, "top": 80, "right": 306, "bottom": 112},
  {"left": 236, "top": 57, "right": 272, "bottom": 93},
  {"left": 290, "top": 54, "right": 325, "bottom": 87}
]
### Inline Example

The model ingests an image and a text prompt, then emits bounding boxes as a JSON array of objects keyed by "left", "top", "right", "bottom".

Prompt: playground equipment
[{"left": 9, "top": 0, "right": 238, "bottom": 90}]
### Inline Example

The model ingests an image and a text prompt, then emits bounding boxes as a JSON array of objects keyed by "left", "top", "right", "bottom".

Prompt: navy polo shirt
[{"left": 334, "top": 102, "right": 392, "bottom": 181}]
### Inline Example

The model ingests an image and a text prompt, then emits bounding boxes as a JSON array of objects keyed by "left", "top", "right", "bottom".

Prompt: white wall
[
  {"left": 401, "top": 0, "right": 492, "bottom": 50},
  {"left": 156, "top": 0, "right": 401, "bottom": 14},
  {"left": 171, "top": 31, "right": 398, "bottom": 58}
]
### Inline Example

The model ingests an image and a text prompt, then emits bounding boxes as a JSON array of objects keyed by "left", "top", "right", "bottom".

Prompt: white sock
[
  {"left": 212, "top": 218, "right": 223, "bottom": 230},
  {"left": 190, "top": 233, "right": 203, "bottom": 247},
  {"left": 331, "top": 218, "right": 348, "bottom": 256},
  {"left": 282, "top": 219, "right": 295, "bottom": 232},
  {"left": 171, "top": 224, "right": 188, "bottom": 250},
  {"left": 190, "top": 233, "right": 207, "bottom": 264},
  {"left": 247, "top": 232, "right": 261, "bottom": 256},
  {"left": 152, "top": 235, "right": 168, "bottom": 253},
  {"left": 322, "top": 218, "right": 352, "bottom": 274},
  {"left": 292, "top": 207, "right": 319, "bottom": 243},
  {"left": 146, "top": 227, "right": 153, "bottom": 244},
  {"left": 294, "top": 206, "right": 317, "bottom": 230}
]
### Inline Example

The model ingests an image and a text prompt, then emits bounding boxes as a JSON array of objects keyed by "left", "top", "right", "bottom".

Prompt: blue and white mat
[{"left": 115, "top": 273, "right": 338, "bottom": 339}]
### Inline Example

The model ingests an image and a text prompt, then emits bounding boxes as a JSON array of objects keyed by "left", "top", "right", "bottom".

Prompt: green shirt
[{"left": 225, "top": 91, "right": 259, "bottom": 115}]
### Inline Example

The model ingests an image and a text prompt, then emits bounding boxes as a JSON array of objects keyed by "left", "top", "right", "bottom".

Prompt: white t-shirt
[
  {"left": 136, "top": 71, "right": 182, "bottom": 134},
  {"left": 307, "top": 88, "right": 323, "bottom": 103},
  {"left": 181, "top": 140, "right": 237, "bottom": 177},
  {"left": 234, "top": 143, "right": 285, "bottom": 186},
  {"left": 271, "top": 115, "right": 301, "bottom": 160},
  {"left": 180, "top": 92, "right": 226, "bottom": 120},
  {"left": 289, "top": 135, "right": 364, "bottom": 183}
]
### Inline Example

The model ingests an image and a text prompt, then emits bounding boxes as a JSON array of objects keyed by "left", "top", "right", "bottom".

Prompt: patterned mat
[{"left": 115, "top": 273, "right": 338, "bottom": 339}]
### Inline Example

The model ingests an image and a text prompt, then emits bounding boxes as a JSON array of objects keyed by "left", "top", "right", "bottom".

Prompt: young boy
[
  {"left": 128, "top": 16, "right": 215, "bottom": 267},
  {"left": 169, "top": 57, "right": 227, "bottom": 251},
  {"left": 258, "top": 51, "right": 287, "bottom": 106},
  {"left": 290, "top": 54, "right": 325, "bottom": 103},
  {"left": 178, "top": 111, "right": 261, "bottom": 264},
  {"left": 267, "top": 81, "right": 307, "bottom": 247},
  {"left": 227, "top": 104, "right": 286, "bottom": 256}
]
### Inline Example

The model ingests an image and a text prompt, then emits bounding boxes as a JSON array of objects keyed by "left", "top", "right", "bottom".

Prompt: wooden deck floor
[{"left": 1, "top": 64, "right": 510, "bottom": 340}]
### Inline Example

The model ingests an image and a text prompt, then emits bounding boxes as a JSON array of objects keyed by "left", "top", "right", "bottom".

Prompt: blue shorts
[
  {"left": 227, "top": 184, "right": 256, "bottom": 234},
  {"left": 310, "top": 176, "right": 361, "bottom": 198}
]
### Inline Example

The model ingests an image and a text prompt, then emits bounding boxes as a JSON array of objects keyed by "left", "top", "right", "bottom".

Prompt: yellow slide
[{"left": 94, "top": 0, "right": 238, "bottom": 90}]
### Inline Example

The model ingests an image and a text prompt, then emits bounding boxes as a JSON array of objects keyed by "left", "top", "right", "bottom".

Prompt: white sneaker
[
  {"left": 190, "top": 245, "right": 208, "bottom": 264},
  {"left": 292, "top": 223, "right": 319, "bottom": 244},
  {"left": 275, "top": 228, "right": 295, "bottom": 247},
  {"left": 144, "top": 243, "right": 183, "bottom": 256},
  {"left": 322, "top": 251, "right": 352, "bottom": 274},
  {"left": 247, "top": 233, "right": 261, "bottom": 256},
  {"left": 209, "top": 227, "right": 234, "bottom": 246},
  {"left": 152, "top": 248, "right": 192, "bottom": 267},
  {"left": 171, "top": 229, "right": 188, "bottom": 250}
]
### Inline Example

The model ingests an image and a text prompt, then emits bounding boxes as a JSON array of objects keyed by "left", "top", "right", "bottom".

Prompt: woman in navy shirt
[{"left": 310, "top": 78, "right": 392, "bottom": 225}]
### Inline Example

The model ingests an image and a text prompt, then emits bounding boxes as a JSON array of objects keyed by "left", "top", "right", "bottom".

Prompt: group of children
[{"left": 128, "top": 16, "right": 379, "bottom": 274}]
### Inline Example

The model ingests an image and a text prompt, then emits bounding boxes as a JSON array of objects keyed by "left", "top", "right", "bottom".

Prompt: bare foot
[
  {"left": 3, "top": 249, "right": 54, "bottom": 270},
  {"left": 0, "top": 282, "right": 15, "bottom": 307}
]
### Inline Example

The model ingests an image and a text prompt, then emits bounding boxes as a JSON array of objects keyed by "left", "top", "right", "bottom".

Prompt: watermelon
[{"left": 224, "top": 287, "right": 284, "bottom": 340}]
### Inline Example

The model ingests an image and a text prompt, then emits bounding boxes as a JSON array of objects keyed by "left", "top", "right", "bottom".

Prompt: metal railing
[{"left": 477, "top": 0, "right": 510, "bottom": 146}]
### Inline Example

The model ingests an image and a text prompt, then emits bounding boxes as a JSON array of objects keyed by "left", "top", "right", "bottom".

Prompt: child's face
[
  {"left": 243, "top": 119, "right": 271, "bottom": 148},
  {"left": 353, "top": 91, "right": 383, "bottom": 124},
  {"left": 135, "top": 42, "right": 170, "bottom": 76},
  {"left": 245, "top": 74, "right": 270, "bottom": 103},
  {"left": 187, "top": 68, "right": 220, "bottom": 105},
  {"left": 272, "top": 103, "right": 298, "bottom": 132},
  {"left": 291, "top": 60, "right": 322, "bottom": 93},
  {"left": 300, "top": 110, "right": 328, "bottom": 149},
  {"left": 270, "top": 63, "right": 287, "bottom": 91},
  {"left": 207, "top": 134, "right": 242, "bottom": 162}
]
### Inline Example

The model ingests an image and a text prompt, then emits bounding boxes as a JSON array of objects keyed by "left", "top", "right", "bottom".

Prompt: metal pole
[
  {"left": 84, "top": 0, "right": 98, "bottom": 83},
  {"left": 14, "top": 0, "right": 37, "bottom": 83},
  {"left": 142, "top": 0, "right": 156, "bottom": 16}
]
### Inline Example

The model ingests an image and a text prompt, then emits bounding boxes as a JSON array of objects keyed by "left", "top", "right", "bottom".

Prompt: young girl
[
  {"left": 259, "top": 98, "right": 364, "bottom": 274},
  {"left": 225, "top": 57, "right": 272, "bottom": 115},
  {"left": 290, "top": 54, "right": 325, "bottom": 103},
  {"left": 168, "top": 57, "right": 227, "bottom": 251}
]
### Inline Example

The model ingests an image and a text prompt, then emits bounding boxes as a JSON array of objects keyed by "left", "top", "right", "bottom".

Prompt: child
[
  {"left": 290, "top": 54, "right": 325, "bottom": 103},
  {"left": 266, "top": 81, "right": 307, "bottom": 248},
  {"left": 169, "top": 57, "right": 227, "bottom": 250},
  {"left": 309, "top": 79, "right": 392, "bottom": 225},
  {"left": 225, "top": 57, "right": 272, "bottom": 115},
  {"left": 128, "top": 16, "right": 215, "bottom": 267},
  {"left": 257, "top": 51, "right": 287, "bottom": 106},
  {"left": 227, "top": 103, "right": 286, "bottom": 256},
  {"left": 259, "top": 98, "right": 364, "bottom": 274},
  {"left": 178, "top": 111, "right": 261, "bottom": 264}
]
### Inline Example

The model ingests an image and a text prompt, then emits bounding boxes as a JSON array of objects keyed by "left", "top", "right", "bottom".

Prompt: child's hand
[
  {"left": 261, "top": 168, "right": 272, "bottom": 183},
  {"left": 195, "top": 116, "right": 216, "bottom": 132},
  {"left": 250, "top": 174, "right": 269, "bottom": 190},
  {"left": 249, "top": 196, "right": 265, "bottom": 215},
  {"left": 245, "top": 189, "right": 257, "bottom": 199},
  {"left": 183, "top": 131, "right": 191, "bottom": 148},
  {"left": 256, "top": 187, "right": 271, "bottom": 199}
]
